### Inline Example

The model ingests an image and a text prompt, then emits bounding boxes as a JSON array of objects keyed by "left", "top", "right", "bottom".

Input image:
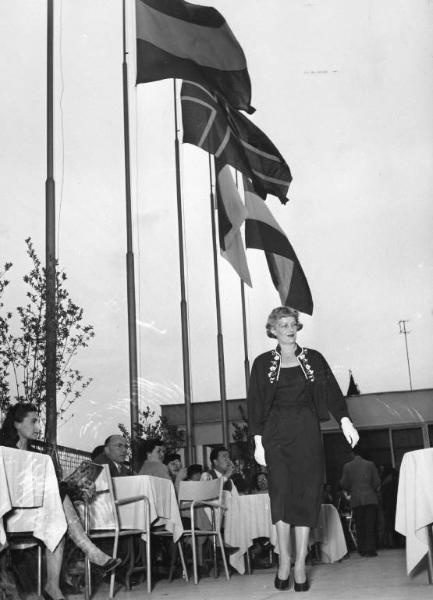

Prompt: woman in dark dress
[{"left": 247, "top": 307, "right": 359, "bottom": 591}]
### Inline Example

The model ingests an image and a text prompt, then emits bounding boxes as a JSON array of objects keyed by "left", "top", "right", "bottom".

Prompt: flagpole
[
  {"left": 122, "top": 0, "right": 139, "bottom": 468},
  {"left": 45, "top": 0, "right": 57, "bottom": 445},
  {"left": 173, "top": 79, "right": 194, "bottom": 465},
  {"left": 209, "top": 156, "right": 229, "bottom": 447}
]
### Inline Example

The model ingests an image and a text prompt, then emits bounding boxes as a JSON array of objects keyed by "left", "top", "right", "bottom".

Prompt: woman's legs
[
  {"left": 294, "top": 526, "right": 310, "bottom": 583},
  {"left": 275, "top": 520, "right": 291, "bottom": 579},
  {"left": 62, "top": 495, "right": 111, "bottom": 566},
  {"left": 45, "top": 537, "right": 65, "bottom": 599}
]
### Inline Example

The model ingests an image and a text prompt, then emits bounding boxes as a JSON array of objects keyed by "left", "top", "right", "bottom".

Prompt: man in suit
[
  {"left": 340, "top": 447, "right": 381, "bottom": 556},
  {"left": 201, "top": 446, "right": 238, "bottom": 493},
  {"left": 93, "top": 435, "right": 131, "bottom": 476}
]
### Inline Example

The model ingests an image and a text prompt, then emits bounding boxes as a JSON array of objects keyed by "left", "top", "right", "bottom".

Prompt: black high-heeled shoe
[
  {"left": 274, "top": 572, "right": 292, "bottom": 591},
  {"left": 294, "top": 575, "right": 310, "bottom": 592}
]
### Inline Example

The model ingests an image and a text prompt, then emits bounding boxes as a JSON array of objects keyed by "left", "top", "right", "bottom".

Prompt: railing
[{"left": 33, "top": 440, "right": 91, "bottom": 477}]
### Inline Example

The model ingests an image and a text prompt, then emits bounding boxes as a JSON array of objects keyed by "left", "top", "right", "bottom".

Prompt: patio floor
[{"left": 90, "top": 549, "right": 432, "bottom": 600}]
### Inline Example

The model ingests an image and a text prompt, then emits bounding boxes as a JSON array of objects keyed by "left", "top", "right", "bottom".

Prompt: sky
[{"left": 1, "top": 0, "right": 432, "bottom": 451}]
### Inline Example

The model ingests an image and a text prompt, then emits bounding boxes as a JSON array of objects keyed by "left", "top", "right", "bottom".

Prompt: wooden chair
[
  {"left": 177, "top": 479, "right": 230, "bottom": 584},
  {"left": 81, "top": 465, "right": 151, "bottom": 598}
]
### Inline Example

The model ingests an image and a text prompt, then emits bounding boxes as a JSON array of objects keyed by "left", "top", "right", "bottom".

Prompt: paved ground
[{"left": 90, "top": 549, "right": 432, "bottom": 600}]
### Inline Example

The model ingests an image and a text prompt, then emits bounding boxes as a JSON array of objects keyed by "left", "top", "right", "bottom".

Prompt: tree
[
  {"left": 119, "top": 405, "right": 185, "bottom": 454},
  {"left": 0, "top": 238, "right": 95, "bottom": 434}
]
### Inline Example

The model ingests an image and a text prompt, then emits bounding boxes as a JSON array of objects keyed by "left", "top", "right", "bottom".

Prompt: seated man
[
  {"left": 93, "top": 435, "right": 131, "bottom": 476},
  {"left": 201, "top": 446, "right": 238, "bottom": 493}
]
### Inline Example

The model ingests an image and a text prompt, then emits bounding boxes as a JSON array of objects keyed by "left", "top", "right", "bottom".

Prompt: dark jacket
[
  {"left": 207, "top": 468, "right": 236, "bottom": 492},
  {"left": 340, "top": 456, "right": 381, "bottom": 507},
  {"left": 247, "top": 345, "right": 349, "bottom": 436},
  {"left": 93, "top": 453, "right": 131, "bottom": 477}
]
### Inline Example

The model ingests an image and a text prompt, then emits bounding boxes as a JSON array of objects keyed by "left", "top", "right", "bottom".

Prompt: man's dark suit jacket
[
  {"left": 208, "top": 468, "right": 235, "bottom": 492},
  {"left": 93, "top": 453, "right": 131, "bottom": 477}
]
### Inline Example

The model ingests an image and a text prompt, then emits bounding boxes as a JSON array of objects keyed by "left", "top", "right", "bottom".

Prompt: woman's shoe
[
  {"left": 274, "top": 573, "right": 291, "bottom": 590},
  {"left": 294, "top": 575, "right": 310, "bottom": 592},
  {"left": 103, "top": 557, "right": 122, "bottom": 575}
]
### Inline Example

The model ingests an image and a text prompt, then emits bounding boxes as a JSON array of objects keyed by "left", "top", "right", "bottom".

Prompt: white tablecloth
[
  {"left": 0, "top": 446, "right": 67, "bottom": 552},
  {"left": 395, "top": 448, "right": 433, "bottom": 575},
  {"left": 224, "top": 493, "right": 347, "bottom": 574},
  {"left": 88, "top": 474, "right": 184, "bottom": 542}
]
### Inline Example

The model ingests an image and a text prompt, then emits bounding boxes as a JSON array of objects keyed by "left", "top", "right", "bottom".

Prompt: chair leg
[
  {"left": 191, "top": 530, "right": 198, "bottom": 585},
  {"left": 144, "top": 498, "right": 151, "bottom": 594},
  {"left": 124, "top": 537, "right": 135, "bottom": 590},
  {"left": 212, "top": 533, "right": 218, "bottom": 578},
  {"left": 84, "top": 556, "right": 91, "bottom": 600},
  {"left": 37, "top": 545, "right": 42, "bottom": 597},
  {"left": 177, "top": 542, "right": 188, "bottom": 582},
  {"left": 109, "top": 534, "right": 119, "bottom": 599},
  {"left": 217, "top": 531, "right": 230, "bottom": 581},
  {"left": 168, "top": 540, "right": 178, "bottom": 583}
]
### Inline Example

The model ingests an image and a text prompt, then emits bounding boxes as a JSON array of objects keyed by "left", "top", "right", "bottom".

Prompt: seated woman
[{"left": 0, "top": 403, "right": 121, "bottom": 600}]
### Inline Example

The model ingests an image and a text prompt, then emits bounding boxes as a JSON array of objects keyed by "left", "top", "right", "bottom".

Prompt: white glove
[
  {"left": 341, "top": 417, "right": 359, "bottom": 448},
  {"left": 254, "top": 436, "right": 267, "bottom": 466}
]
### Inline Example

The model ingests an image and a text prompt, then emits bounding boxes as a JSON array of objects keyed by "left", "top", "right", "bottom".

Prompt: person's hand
[
  {"left": 254, "top": 440, "right": 266, "bottom": 467},
  {"left": 341, "top": 417, "right": 359, "bottom": 448},
  {"left": 175, "top": 466, "right": 188, "bottom": 482}
]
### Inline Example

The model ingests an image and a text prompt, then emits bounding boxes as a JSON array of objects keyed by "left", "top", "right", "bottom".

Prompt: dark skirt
[{"left": 263, "top": 366, "right": 324, "bottom": 528}]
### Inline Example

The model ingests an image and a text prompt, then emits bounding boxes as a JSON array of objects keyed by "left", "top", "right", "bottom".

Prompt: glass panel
[
  {"left": 428, "top": 424, "right": 433, "bottom": 447},
  {"left": 392, "top": 428, "right": 424, "bottom": 469}
]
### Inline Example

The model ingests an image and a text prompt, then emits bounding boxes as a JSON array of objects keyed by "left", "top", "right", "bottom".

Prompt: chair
[
  {"left": 177, "top": 478, "right": 230, "bottom": 585},
  {"left": 81, "top": 465, "right": 151, "bottom": 598}
]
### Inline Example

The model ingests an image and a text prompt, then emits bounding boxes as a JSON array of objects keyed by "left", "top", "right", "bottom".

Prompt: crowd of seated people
[{"left": 0, "top": 403, "right": 280, "bottom": 596}]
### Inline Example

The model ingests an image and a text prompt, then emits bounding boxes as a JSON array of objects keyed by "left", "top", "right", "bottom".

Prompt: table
[
  {"left": 88, "top": 474, "right": 184, "bottom": 542},
  {"left": 395, "top": 448, "right": 433, "bottom": 581},
  {"left": 224, "top": 493, "right": 347, "bottom": 574},
  {"left": 0, "top": 446, "right": 67, "bottom": 552}
]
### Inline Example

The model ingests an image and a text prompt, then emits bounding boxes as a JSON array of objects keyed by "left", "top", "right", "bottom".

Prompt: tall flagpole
[
  {"left": 122, "top": 0, "right": 139, "bottom": 468},
  {"left": 173, "top": 80, "right": 194, "bottom": 465},
  {"left": 209, "top": 157, "right": 229, "bottom": 447},
  {"left": 45, "top": 0, "right": 57, "bottom": 444}
]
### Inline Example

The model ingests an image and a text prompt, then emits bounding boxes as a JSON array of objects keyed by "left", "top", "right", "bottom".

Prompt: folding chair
[
  {"left": 81, "top": 465, "right": 151, "bottom": 598},
  {"left": 177, "top": 479, "right": 230, "bottom": 585}
]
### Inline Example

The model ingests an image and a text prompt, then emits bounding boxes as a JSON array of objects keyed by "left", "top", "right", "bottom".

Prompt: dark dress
[{"left": 263, "top": 366, "right": 324, "bottom": 528}]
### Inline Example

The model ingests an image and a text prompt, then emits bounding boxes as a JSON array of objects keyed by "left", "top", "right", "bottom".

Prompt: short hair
[
  {"left": 164, "top": 453, "right": 181, "bottom": 465},
  {"left": 104, "top": 435, "right": 125, "bottom": 447},
  {"left": 209, "top": 445, "right": 228, "bottom": 467},
  {"left": 90, "top": 444, "right": 105, "bottom": 460},
  {"left": 266, "top": 306, "right": 303, "bottom": 339},
  {"left": 186, "top": 464, "right": 203, "bottom": 479},
  {"left": 141, "top": 438, "right": 164, "bottom": 460}
]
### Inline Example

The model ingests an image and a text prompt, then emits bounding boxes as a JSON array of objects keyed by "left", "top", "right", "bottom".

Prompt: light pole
[{"left": 398, "top": 320, "right": 413, "bottom": 390}]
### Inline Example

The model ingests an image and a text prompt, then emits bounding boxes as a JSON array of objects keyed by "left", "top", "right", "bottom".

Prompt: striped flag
[
  {"left": 244, "top": 178, "right": 313, "bottom": 315},
  {"left": 181, "top": 81, "right": 292, "bottom": 203},
  {"left": 136, "top": 0, "right": 253, "bottom": 112},
  {"left": 216, "top": 164, "right": 252, "bottom": 286}
]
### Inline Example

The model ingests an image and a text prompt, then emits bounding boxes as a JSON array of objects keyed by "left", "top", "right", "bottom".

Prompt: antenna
[{"left": 398, "top": 320, "right": 413, "bottom": 390}]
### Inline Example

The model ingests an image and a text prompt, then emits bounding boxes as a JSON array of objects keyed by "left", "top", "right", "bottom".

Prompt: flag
[
  {"left": 347, "top": 371, "right": 360, "bottom": 396},
  {"left": 215, "top": 163, "right": 252, "bottom": 286},
  {"left": 244, "top": 177, "right": 313, "bottom": 315},
  {"left": 136, "top": 0, "right": 253, "bottom": 112},
  {"left": 181, "top": 80, "right": 291, "bottom": 203}
]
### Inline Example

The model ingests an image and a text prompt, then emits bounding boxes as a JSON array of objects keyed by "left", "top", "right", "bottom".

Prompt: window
[{"left": 391, "top": 428, "right": 424, "bottom": 468}]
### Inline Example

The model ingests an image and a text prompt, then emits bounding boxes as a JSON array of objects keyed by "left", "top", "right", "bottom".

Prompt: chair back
[
  {"left": 84, "top": 464, "right": 120, "bottom": 532},
  {"left": 178, "top": 478, "right": 223, "bottom": 503}
]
